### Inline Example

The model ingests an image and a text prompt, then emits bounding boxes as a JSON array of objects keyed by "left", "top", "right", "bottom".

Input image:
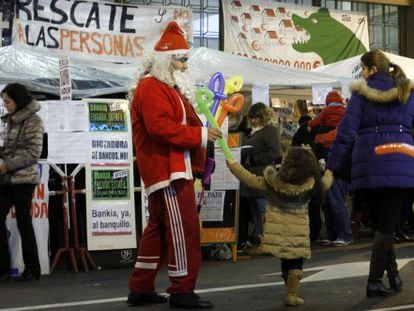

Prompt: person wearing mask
[
  {"left": 0, "top": 83, "right": 44, "bottom": 281},
  {"left": 239, "top": 102, "right": 281, "bottom": 250},
  {"left": 126, "top": 21, "right": 220, "bottom": 309},
  {"left": 326, "top": 49, "right": 414, "bottom": 297}
]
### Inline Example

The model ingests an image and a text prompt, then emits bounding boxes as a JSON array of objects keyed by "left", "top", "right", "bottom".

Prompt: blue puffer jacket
[{"left": 327, "top": 71, "right": 414, "bottom": 191}]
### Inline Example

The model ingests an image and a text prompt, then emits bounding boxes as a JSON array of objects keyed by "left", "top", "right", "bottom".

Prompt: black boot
[
  {"left": 388, "top": 276, "right": 403, "bottom": 292},
  {"left": 169, "top": 293, "right": 214, "bottom": 309},
  {"left": 126, "top": 291, "right": 167, "bottom": 305},
  {"left": 15, "top": 268, "right": 40, "bottom": 282},
  {"left": 366, "top": 281, "right": 394, "bottom": 297}
]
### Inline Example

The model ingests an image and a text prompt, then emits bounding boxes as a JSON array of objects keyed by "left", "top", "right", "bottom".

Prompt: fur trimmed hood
[
  {"left": 349, "top": 78, "right": 414, "bottom": 104},
  {"left": 263, "top": 165, "right": 315, "bottom": 197}
]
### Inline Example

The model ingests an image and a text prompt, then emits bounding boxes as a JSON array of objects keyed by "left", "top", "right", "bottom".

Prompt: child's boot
[
  {"left": 284, "top": 269, "right": 304, "bottom": 306},
  {"left": 281, "top": 269, "right": 288, "bottom": 285}
]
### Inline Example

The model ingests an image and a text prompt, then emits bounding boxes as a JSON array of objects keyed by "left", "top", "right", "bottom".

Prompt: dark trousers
[
  {"left": 323, "top": 178, "right": 352, "bottom": 241},
  {"left": 0, "top": 184, "right": 39, "bottom": 273},
  {"left": 360, "top": 188, "right": 410, "bottom": 281},
  {"left": 281, "top": 258, "right": 304, "bottom": 271},
  {"left": 308, "top": 197, "right": 322, "bottom": 242}
]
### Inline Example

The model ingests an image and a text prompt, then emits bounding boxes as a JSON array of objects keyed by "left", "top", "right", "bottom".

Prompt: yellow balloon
[
  {"left": 214, "top": 105, "right": 223, "bottom": 121},
  {"left": 224, "top": 75, "right": 244, "bottom": 95}
]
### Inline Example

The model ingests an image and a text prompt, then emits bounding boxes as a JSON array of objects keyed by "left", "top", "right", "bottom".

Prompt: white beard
[{"left": 173, "top": 70, "right": 196, "bottom": 106}]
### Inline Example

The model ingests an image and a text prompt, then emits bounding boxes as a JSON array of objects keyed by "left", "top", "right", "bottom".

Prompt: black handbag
[{"left": 0, "top": 174, "right": 11, "bottom": 186}]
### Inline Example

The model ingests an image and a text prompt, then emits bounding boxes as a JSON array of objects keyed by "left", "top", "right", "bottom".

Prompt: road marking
[
  {"left": 259, "top": 258, "right": 413, "bottom": 282},
  {"left": 367, "top": 305, "right": 414, "bottom": 311},
  {"left": 2, "top": 258, "right": 414, "bottom": 311}
]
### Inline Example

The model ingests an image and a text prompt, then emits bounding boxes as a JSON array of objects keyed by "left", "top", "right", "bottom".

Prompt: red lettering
[{"left": 35, "top": 183, "right": 45, "bottom": 200}]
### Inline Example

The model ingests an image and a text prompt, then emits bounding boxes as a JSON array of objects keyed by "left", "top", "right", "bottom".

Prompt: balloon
[
  {"left": 216, "top": 93, "right": 245, "bottom": 128},
  {"left": 224, "top": 75, "right": 244, "bottom": 96},
  {"left": 374, "top": 143, "right": 414, "bottom": 158},
  {"left": 195, "top": 86, "right": 234, "bottom": 160},
  {"left": 207, "top": 72, "right": 226, "bottom": 122}
]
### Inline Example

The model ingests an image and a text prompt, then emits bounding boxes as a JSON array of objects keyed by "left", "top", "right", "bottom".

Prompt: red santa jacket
[{"left": 131, "top": 76, "right": 207, "bottom": 195}]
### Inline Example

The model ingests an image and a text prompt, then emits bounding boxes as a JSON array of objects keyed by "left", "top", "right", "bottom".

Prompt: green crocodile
[{"left": 291, "top": 8, "right": 367, "bottom": 65}]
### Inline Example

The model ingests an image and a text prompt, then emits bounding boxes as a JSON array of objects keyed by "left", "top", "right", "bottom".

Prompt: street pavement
[{"left": 1, "top": 237, "right": 414, "bottom": 311}]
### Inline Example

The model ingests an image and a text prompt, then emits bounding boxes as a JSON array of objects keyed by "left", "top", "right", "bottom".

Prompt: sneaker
[
  {"left": 238, "top": 241, "right": 253, "bottom": 250},
  {"left": 315, "top": 239, "right": 332, "bottom": 246},
  {"left": 126, "top": 291, "right": 167, "bottom": 305},
  {"left": 332, "top": 239, "right": 353, "bottom": 247}
]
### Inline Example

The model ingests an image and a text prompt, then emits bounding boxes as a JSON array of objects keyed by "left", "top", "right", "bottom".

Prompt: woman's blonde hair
[
  {"left": 247, "top": 102, "right": 277, "bottom": 126},
  {"left": 361, "top": 49, "right": 411, "bottom": 103}
]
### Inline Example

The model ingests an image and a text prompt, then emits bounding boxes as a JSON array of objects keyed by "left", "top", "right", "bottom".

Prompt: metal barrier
[{"left": 49, "top": 162, "right": 96, "bottom": 273}]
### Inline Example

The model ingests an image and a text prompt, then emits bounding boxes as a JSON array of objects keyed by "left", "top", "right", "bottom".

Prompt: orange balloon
[
  {"left": 216, "top": 93, "right": 244, "bottom": 128},
  {"left": 374, "top": 143, "right": 414, "bottom": 158}
]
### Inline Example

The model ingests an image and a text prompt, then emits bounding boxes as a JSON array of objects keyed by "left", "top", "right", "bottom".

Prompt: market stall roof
[
  {"left": 187, "top": 47, "right": 341, "bottom": 89},
  {"left": 0, "top": 45, "right": 129, "bottom": 99},
  {"left": 313, "top": 51, "right": 414, "bottom": 81},
  {"left": 0, "top": 45, "right": 341, "bottom": 98}
]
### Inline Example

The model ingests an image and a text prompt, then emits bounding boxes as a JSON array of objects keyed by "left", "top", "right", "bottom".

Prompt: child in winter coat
[{"left": 227, "top": 146, "right": 333, "bottom": 306}]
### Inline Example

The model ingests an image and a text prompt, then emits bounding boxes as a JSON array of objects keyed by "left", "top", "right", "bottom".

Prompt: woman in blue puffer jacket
[{"left": 327, "top": 49, "right": 414, "bottom": 298}]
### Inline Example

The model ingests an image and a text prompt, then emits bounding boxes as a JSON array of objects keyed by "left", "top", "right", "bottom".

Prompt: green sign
[
  {"left": 88, "top": 102, "right": 127, "bottom": 132},
  {"left": 92, "top": 169, "right": 129, "bottom": 200}
]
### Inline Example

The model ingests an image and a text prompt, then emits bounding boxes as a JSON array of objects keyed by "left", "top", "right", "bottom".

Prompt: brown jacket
[
  {"left": 1, "top": 101, "right": 44, "bottom": 185},
  {"left": 229, "top": 162, "right": 332, "bottom": 259}
]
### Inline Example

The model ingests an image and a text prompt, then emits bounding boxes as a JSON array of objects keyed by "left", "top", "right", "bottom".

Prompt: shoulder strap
[{"left": 10, "top": 121, "right": 25, "bottom": 157}]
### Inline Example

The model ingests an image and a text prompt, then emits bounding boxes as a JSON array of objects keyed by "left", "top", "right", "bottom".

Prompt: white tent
[
  {"left": 313, "top": 52, "right": 414, "bottom": 81},
  {"left": 0, "top": 45, "right": 129, "bottom": 98},
  {"left": 0, "top": 45, "right": 341, "bottom": 99}
]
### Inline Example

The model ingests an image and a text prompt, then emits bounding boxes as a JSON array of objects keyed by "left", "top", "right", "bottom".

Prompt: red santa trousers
[{"left": 128, "top": 178, "right": 201, "bottom": 294}]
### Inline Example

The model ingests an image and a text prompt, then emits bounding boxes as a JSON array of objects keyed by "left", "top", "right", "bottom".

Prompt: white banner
[
  {"left": 12, "top": 0, "right": 193, "bottom": 62},
  {"left": 222, "top": 0, "right": 369, "bottom": 68},
  {"left": 7, "top": 161, "right": 50, "bottom": 275}
]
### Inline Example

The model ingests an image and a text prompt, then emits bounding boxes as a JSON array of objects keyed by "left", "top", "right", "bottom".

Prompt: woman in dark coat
[
  {"left": 326, "top": 50, "right": 414, "bottom": 297},
  {"left": 239, "top": 103, "right": 282, "bottom": 248}
]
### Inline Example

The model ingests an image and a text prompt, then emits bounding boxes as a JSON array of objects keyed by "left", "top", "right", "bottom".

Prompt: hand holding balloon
[{"left": 196, "top": 87, "right": 234, "bottom": 160}]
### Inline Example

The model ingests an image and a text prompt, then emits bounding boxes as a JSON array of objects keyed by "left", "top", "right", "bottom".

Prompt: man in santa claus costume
[{"left": 127, "top": 21, "right": 221, "bottom": 309}]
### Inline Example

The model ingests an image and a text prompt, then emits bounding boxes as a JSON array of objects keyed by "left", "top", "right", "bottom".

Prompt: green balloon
[{"left": 195, "top": 87, "right": 234, "bottom": 160}]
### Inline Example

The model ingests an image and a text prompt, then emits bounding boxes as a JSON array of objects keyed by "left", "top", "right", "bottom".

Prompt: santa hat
[
  {"left": 325, "top": 90, "right": 343, "bottom": 105},
  {"left": 154, "top": 21, "right": 189, "bottom": 54}
]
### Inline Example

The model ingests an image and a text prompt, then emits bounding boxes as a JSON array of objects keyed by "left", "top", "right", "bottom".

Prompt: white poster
[
  {"left": 84, "top": 99, "right": 136, "bottom": 251},
  {"left": 211, "top": 148, "right": 241, "bottom": 190},
  {"left": 85, "top": 165, "right": 136, "bottom": 250},
  {"left": 197, "top": 191, "right": 226, "bottom": 222},
  {"left": 7, "top": 161, "right": 50, "bottom": 275},
  {"left": 12, "top": 0, "right": 193, "bottom": 63},
  {"left": 222, "top": 0, "right": 369, "bottom": 68},
  {"left": 59, "top": 56, "right": 72, "bottom": 102},
  {"left": 312, "top": 85, "right": 333, "bottom": 105},
  {"left": 89, "top": 133, "right": 131, "bottom": 164},
  {"left": 39, "top": 100, "right": 86, "bottom": 132},
  {"left": 48, "top": 132, "right": 89, "bottom": 164},
  {"left": 252, "top": 83, "right": 269, "bottom": 106}
]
